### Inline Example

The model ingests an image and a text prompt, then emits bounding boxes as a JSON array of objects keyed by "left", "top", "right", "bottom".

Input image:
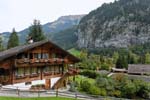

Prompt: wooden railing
[{"left": 15, "top": 58, "right": 69, "bottom": 67}]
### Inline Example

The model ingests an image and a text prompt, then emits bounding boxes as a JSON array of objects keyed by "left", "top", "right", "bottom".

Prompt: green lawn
[
  {"left": 0, "top": 97, "right": 77, "bottom": 100},
  {"left": 76, "top": 75, "right": 95, "bottom": 84},
  {"left": 70, "top": 75, "right": 95, "bottom": 84},
  {"left": 68, "top": 48, "right": 80, "bottom": 57}
]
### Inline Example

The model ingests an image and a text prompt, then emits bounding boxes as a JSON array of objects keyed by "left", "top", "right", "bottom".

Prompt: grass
[
  {"left": 0, "top": 97, "right": 77, "bottom": 100},
  {"left": 68, "top": 48, "right": 80, "bottom": 57},
  {"left": 70, "top": 75, "right": 95, "bottom": 84},
  {"left": 76, "top": 75, "right": 95, "bottom": 84}
]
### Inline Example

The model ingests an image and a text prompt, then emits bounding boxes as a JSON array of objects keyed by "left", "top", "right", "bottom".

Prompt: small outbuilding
[{"left": 128, "top": 64, "right": 150, "bottom": 75}]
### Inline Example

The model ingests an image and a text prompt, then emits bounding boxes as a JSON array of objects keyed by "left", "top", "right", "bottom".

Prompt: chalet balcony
[{"left": 15, "top": 58, "right": 69, "bottom": 67}]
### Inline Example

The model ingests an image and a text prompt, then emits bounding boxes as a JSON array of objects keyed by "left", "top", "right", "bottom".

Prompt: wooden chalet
[
  {"left": 0, "top": 40, "right": 80, "bottom": 89},
  {"left": 128, "top": 64, "right": 150, "bottom": 75}
]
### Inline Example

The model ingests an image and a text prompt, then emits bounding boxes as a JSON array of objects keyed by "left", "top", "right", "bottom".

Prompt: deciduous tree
[{"left": 145, "top": 52, "right": 150, "bottom": 64}]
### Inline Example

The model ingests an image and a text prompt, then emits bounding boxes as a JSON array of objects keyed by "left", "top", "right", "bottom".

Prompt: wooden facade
[{"left": 0, "top": 40, "right": 79, "bottom": 89}]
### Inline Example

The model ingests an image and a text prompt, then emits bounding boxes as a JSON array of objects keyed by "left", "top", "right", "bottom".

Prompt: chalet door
[
  {"left": 0, "top": 68, "right": 10, "bottom": 84},
  {"left": 45, "top": 79, "right": 51, "bottom": 90}
]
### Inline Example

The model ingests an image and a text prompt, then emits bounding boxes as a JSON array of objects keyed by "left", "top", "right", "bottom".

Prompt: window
[
  {"left": 29, "top": 53, "right": 33, "bottom": 59},
  {"left": 55, "top": 66, "right": 59, "bottom": 74},
  {"left": 44, "top": 66, "right": 51, "bottom": 73},
  {"left": 15, "top": 68, "right": 24, "bottom": 77},
  {"left": 22, "top": 53, "right": 28, "bottom": 59},
  {"left": 37, "top": 67, "right": 41, "bottom": 73},
  {"left": 50, "top": 65, "right": 61, "bottom": 74},
  {"left": 30, "top": 67, "right": 37, "bottom": 74},
  {"left": 59, "top": 65, "right": 63, "bottom": 74},
  {"left": 42, "top": 53, "right": 49, "bottom": 59},
  {"left": 0, "top": 68, "right": 5, "bottom": 75},
  {"left": 34, "top": 53, "right": 42, "bottom": 59},
  {"left": 34, "top": 53, "right": 38, "bottom": 59},
  {"left": 17, "top": 54, "right": 22, "bottom": 59},
  {"left": 17, "top": 53, "right": 28, "bottom": 59},
  {"left": 50, "top": 65, "right": 62, "bottom": 74},
  {"left": 52, "top": 53, "right": 56, "bottom": 58},
  {"left": 25, "top": 68, "right": 30, "bottom": 75},
  {"left": 51, "top": 66, "right": 55, "bottom": 73}
]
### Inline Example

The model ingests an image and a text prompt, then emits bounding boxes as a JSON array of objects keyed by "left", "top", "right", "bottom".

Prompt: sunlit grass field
[{"left": 68, "top": 48, "right": 80, "bottom": 57}]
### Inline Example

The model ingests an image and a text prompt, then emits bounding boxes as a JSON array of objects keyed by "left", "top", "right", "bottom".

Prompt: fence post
[
  {"left": 38, "top": 88, "right": 40, "bottom": 97},
  {"left": 75, "top": 92, "right": 77, "bottom": 100},
  {"left": 17, "top": 87, "right": 20, "bottom": 97},
  {"left": 56, "top": 89, "right": 58, "bottom": 97}
]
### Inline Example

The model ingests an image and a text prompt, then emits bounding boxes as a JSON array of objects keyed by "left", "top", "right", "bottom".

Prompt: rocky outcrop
[{"left": 77, "top": 0, "right": 150, "bottom": 48}]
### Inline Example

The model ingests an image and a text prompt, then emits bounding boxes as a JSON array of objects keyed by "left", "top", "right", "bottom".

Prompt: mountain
[
  {"left": 42, "top": 15, "right": 84, "bottom": 33},
  {"left": 51, "top": 25, "right": 78, "bottom": 50},
  {"left": 1, "top": 15, "right": 85, "bottom": 45},
  {"left": 77, "top": 0, "right": 150, "bottom": 49}
]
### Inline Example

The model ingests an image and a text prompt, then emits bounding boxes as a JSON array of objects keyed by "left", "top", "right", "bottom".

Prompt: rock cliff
[{"left": 77, "top": 0, "right": 150, "bottom": 48}]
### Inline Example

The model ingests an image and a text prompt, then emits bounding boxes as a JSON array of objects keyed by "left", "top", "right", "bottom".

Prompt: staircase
[{"left": 52, "top": 68, "right": 79, "bottom": 89}]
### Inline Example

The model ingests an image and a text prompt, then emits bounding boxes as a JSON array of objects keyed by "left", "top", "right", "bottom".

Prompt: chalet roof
[
  {"left": 0, "top": 40, "right": 80, "bottom": 62},
  {"left": 128, "top": 64, "right": 150, "bottom": 74}
]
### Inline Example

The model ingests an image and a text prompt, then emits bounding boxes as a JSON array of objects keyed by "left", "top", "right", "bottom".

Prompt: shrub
[
  {"left": 79, "top": 70, "right": 99, "bottom": 79},
  {"left": 96, "top": 77, "right": 107, "bottom": 88},
  {"left": 136, "top": 82, "right": 150, "bottom": 99},
  {"left": 122, "top": 81, "right": 136, "bottom": 98},
  {"left": 99, "top": 88, "right": 107, "bottom": 96},
  {"left": 111, "top": 90, "right": 121, "bottom": 97},
  {"left": 101, "top": 63, "right": 110, "bottom": 70},
  {"left": 89, "top": 86, "right": 101, "bottom": 95},
  {"left": 96, "top": 75, "right": 114, "bottom": 92},
  {"left": 113, "top": 73, "right": 127, "bottom": 82},
  {"left": 98, "top": 73, "right": 108, "bottom": 78},
  {"left": 80, "top": 80, "right": 91, "bottom": 92}
]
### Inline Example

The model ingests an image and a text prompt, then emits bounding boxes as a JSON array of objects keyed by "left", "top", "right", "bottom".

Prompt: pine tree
[
  {"left": 128, "top": 51, "right": 139, "bottom": 64},
  {"left": 122, "top": 56, "right": 128, "bottom": 69},
  {"left": 116, "top": 55, "right": 128, "bottom": 69},
  {"left": 116, "top": 56, "right": 122, "bottom": 68},
  {"left": 113, "top": 52, "right": 119, "bottom": 64},
  {"left": 28, "top": 19, "right": 46, "bottom": 42},
  {"left": 7, "top": 28, "right": 19, "bottom": 49}
]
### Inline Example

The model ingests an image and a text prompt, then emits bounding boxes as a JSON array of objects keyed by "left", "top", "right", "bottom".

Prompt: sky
[{"left": 0, "top": 0, "right": 114, "bottom": 33}]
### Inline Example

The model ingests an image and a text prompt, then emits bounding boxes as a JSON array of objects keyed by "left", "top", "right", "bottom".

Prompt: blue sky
[{"left": 0, "top": 0, "right": 114, "bottom": 33}]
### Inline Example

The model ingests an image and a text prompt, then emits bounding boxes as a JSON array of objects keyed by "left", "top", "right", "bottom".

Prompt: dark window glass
[
  {"left": 42, "top": 53, "right": 49, "bottom": 59},
  {"left": 34, "top": 53, "right": 42, "bottom": 59},
  {"left": 30, "top": 67, "right": 37, "bottom": 74},
  {"left": 29, "top": 53, "right": 33, "bottom": 59}
]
